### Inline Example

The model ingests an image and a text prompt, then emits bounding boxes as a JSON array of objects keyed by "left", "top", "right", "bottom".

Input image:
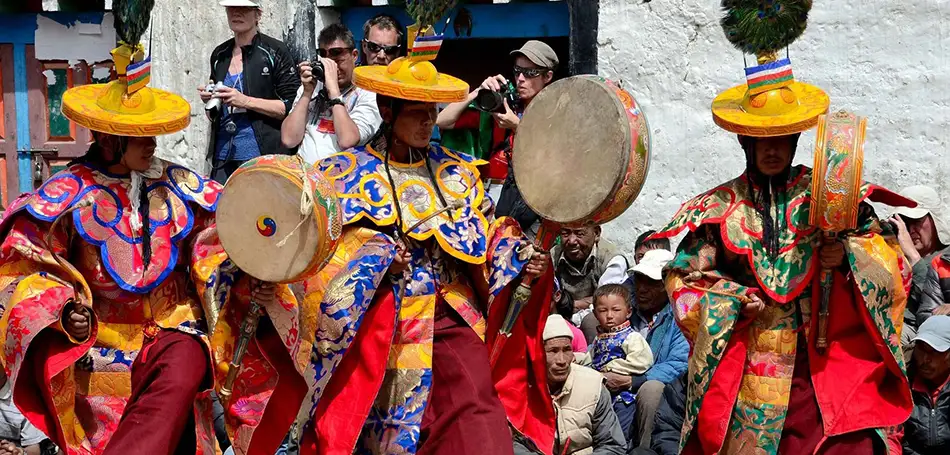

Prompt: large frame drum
[
  {"left": 216, "top": 154, "right": 343, "bottom": 283},
  {"left": 512, "top": 75, "right": 651, "bottom": 227},
  {"left": 809, "top": 109, "right": 866, "bottom": 352},
  {"left": 810, "top": 110, "right": 866, "bottom": 232}
]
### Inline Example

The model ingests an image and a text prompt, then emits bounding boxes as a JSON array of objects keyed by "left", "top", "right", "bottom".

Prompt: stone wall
[
  {"left": 597, "top": 0, "right": 949, "bottom": 254},
  {"left": 148, "top": 1, "right": 338, "bottom": 173}
]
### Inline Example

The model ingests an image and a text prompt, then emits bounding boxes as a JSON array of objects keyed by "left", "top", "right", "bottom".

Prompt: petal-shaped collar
[
  {"left": 1, "top": 162, "right": 220, "bottom": 294},
  {"left": 318, "top": 145, "right": 490, "bottom": 264}
]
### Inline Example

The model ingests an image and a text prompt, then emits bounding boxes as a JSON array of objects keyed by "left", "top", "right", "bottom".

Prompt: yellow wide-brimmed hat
[
  {"left": 354, "top": 23, "right": 468, "bottom": 103},
  {"left": 62, "top": 43, "right": 190, "bottom": 137},
  {"left": 712, "top": 1, "right": 830, "bottom": 138},
  {"left": 711, "top": 55, "right": 829, "bottom": 137}
]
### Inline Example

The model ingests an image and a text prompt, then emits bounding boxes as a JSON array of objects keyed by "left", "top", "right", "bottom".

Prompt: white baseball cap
[
  {"left": 219, "top": 0, "right": 262, "bottom": 8},
  {"left": 630, "top": 249, "right": 674, "bottom": 281},
  {"left": 914, "top": 315, "right": 950, "bottom": 353},
  {"left": 542, "top": 315, "right": 574, "bottom": 342}
]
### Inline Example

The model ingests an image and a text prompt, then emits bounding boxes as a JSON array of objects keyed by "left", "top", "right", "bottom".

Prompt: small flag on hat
[
  {"left": 409, "top": 34, "right": 443, "bottom": 61},
  {"left": 744, "top": 58, "right": 794, "bottom": 95},
  {"left": 126, "top": 56, "right": 151, "bottom": 94}
]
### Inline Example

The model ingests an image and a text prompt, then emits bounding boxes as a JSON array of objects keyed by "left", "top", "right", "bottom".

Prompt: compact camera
[{"left": 204, "top": 81, "right": 227, "bottom": 119}]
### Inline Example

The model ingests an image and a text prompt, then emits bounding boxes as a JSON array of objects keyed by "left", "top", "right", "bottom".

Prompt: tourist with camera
[
  {"left": 436, "top": 40, "right": 557, "bottom": 238},
  {"left": 281, "top": 24, "right": 382, "bottom": 165},
  {"left": 200, "top": 0, "right": 299, "bottom": 183}
]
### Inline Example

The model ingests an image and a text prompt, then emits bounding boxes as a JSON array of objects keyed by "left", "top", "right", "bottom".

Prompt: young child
[{"left": 580, "top": 283, "right": 653, "bottom": 440}]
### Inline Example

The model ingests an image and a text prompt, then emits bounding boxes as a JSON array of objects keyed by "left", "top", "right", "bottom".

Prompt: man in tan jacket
[{"left": 514, "top": 315, "right": 625, "bottom": 455}]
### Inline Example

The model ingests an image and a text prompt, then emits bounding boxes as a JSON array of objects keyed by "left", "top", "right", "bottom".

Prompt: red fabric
[
  {"left": 303, "top": 289, "right": 397, "bottom": 455},
  {"left": 932, "top": 253, "right": 950, "bottom": 280},
  {"left": 20, "top": 327, "right": 92, "bottom": 455},
  {"left": 778, "top": 334, "right": 878, "bottom": 455},
  {"left": 864, "top": 185, "right": 917, "bottom": 209},
  {"left": 418, "top": 303, "right": 514, "bottom": 455},
  {"left": 807, "top": 270, "right": 912, "bottom": 438},
  {"left": 688, "top": 321, "right": 752, "bottom": 455},
  {"left": 246, "top": 320, "right": 308, "bottom": 455},
  {"left": 487, "top": 270, "right": 556, "bottom": 455},
  {"left": 484, "top": 150, "right": 510, "bottom": 181},
  {"left": 103, "top": 330, "right": 209, "bottom": 455}
]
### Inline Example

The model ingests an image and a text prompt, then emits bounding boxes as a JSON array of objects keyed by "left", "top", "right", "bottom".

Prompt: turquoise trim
[{"left": 13, "top": 43, "right": 31, "bottom": 194}]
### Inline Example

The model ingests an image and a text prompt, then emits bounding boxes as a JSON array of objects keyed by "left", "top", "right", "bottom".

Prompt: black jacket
[
  {"left": 918, "top": 250, "right": 950, "bottom": 326},
  {"left": 647, "top": 373, "right": 685, "bottom": 455},
  {"left": 208, "top": 32, "right": 299, "bottom": 159},
  {"left": 904, "top": 371, "right": 950, "bottom": 455}
]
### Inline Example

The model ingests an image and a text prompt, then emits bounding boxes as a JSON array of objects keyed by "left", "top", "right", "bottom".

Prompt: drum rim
[
  {"left": 513, "top": 76, "right": 634, "bottom": 224},
  {"left": 216, "top": 161, "right": 327, "bottom": 283}
]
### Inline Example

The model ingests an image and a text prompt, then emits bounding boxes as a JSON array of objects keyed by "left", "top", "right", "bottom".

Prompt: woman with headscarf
[
  {"left": 650, "top": 3, "right": 914, "bottom": 454},
  {"left": 0, "top": 12, "right": 313, "bottom": 454},
  {"left": 292, "top": 15, "right": 554, "bottom": 455}
]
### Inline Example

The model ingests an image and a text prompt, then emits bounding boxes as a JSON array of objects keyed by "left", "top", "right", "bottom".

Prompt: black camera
[
  {"left": 311, "top": 59, "right": 326, "bottom": 82},
  {"left": 474, "top": 80, "right": 519, "bottom": 114}
]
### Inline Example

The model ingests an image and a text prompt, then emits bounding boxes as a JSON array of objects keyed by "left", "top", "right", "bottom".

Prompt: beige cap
[
  {"left": 892, "top": 185, "right": 950, "bottom": 245},
  {"left": 542, "top": 315, "right": 574, "bottom": 342},
  {"left": 511, "top": 40, "right": 559, "bottom": 69}
]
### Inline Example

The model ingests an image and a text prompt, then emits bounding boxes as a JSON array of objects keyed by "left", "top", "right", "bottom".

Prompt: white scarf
[{"left": 128, "top": 157, "right": 164, "bottom": 234}]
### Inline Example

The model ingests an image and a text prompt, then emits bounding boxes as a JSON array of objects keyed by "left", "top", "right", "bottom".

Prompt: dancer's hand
[
  {"left": 524, "top": 250, "right": 550, "bottom": 278},
  {"left": 249, "top": 279, "right": 277, "bottom": 307},
  {"left": 741, "top": 294, "right": 765, "bottom": 320},
  {"left": 390, "top": 242, "right": 412, "bottom": 276},
  {"left": 819, "top": 242, "right": 846, "bottom": 269},
  {"left": 63, "top": 304, "right": 90, "bottom": 341}
]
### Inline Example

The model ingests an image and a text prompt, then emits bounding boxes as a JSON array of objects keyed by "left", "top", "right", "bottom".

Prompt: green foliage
[
  {"left": 720, "top": 0, "right": 811, "bottom": 55},
  {"left": 406, "top": 0, "right": 457, "bottom": 29},
  {"left": 113, "top": 0, "right": 155, "bottom": 46}
]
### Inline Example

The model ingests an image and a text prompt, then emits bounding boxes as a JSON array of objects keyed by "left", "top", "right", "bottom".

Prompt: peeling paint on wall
[
  {"left": 35, "top": 13, "right": 116, "bottom": 63},
  {"left": 92, "top": 65, "right": 111, "bottom": 81},
  {"left": 42, "top": 68, "right": 57, "bottom": 85}
]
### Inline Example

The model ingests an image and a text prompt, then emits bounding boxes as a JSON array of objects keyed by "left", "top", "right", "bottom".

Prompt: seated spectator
[
  {"left": 604, "top": 230, "right": 672, "bottom": 312},
  {"left": 624, "top": 249, "right": 688, "bottom": 451},
  {"left": 903, "top": 315, "right": 950, "bottom": 455},
  {"left": 889, "top": 185, "right": 949, "bottom": 357},
  {"left": 633, "top": 231, "right": 670, "bottom": 265},
  {"left": 360, "top": 13, "right": 403, "bottom": 66},
  {"left": 628, "top": 373, "right": 686, "bottom": 455},
  {"left": 520, "top": 315, "right": 625, "bottom": 455},
  {"left": 281, "top": 24, "right": 382, "bottom": 164},
  {"left": 580, "top": 285, "right": 654, "bottom": 447},
  {"left": 553, "top": 277, "right": 589, "bottom": 357},
  {"left": 0, "top": 370, "right": 55, "bottom": 455},
  {"left": 552, "top": 225, "right": 629, "bottom": 343}
]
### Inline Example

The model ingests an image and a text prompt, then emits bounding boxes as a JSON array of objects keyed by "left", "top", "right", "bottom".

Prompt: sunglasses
[
  {"left": 363, "top": 39, "right": 401, "bottom": 56},
  {"left": 318, "top": 47, "right": 354, "bottom": 59},
  {"left": 513, "top": 65, "right": 548, "bottom": 79}
]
